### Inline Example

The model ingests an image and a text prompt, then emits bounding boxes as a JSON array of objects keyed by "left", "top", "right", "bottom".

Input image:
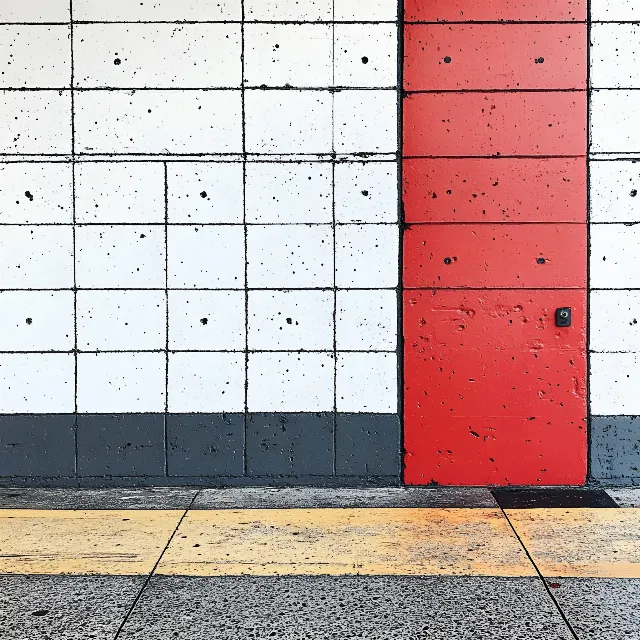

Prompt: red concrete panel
[
  {"left": 404, "top": 289, "right": 586, "bottom": 352},
  {"left": 403, "top": 290, "right": 587, "bottom": 486},
  {"left": 403, "top": 223, "right": 586, "bottom": 288},
  {"left": 404, "top": 289, "right": 586, "bottom": 418},
  {"left": 405, "top": 346, "right": 586, "bottom": 418},
  {"left": 405, "top": 0, "right": 586, "bottom": 23},
  {"left": 403, "top": 158, "right": 586, "bottom": 223},
  {"left": 403, "top": 416, "right": 587, "bottom": 486},
  {"left": 404, "top": 24, "right": 586, "bottom": 91},
  {"left": 403, "top": 92, "right": 587, "bottom": 157}
]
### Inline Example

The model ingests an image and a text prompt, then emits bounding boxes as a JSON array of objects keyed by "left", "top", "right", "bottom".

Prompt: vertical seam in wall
[
  {"left": 164, "top": 162, "right": 169, "bottom": 476},
  {"left": 332, "top": 0, "right": 337, "bottom": 476},
  {"left": 241, "top": 0, "right": 248, "bottom": 476},
  {"left": 397, "top": 0, "right": 405, "bottom": 483},
  {"left": 586, "top": 0, "right": 593, "bottom": 481},
  {"left": 70, "top": 0, "right": 78, "bottom": 473}
]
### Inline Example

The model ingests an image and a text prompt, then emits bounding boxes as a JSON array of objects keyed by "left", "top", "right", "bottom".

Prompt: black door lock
[{"left": 556, "top": 307, "right": 571, "bottom": 327}]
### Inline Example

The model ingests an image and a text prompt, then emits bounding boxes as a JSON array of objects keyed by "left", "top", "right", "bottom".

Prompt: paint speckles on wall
[
  {"left": 402, "top": 0, "right": 588, "bottom": 486},
  {"left": 590, "top": 0, "right": 640, "bottom": 480},
  {"left": 0, "top": 0, "right": 401, "bottom": 483}
]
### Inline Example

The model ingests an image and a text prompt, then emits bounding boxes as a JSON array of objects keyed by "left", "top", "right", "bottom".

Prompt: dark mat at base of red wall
[{"left": 492, "top": 488, "right": 619, "bottom": 509}]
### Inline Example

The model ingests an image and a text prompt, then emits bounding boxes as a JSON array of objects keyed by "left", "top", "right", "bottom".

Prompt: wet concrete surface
[
  {"left": 0, "top": 575, "right": 142, "bottom": 640},
  {"left": 0, "top": 487, "right": 198, "bottom": 510},
  {"left": 118, "top": 576, "right": 573, "bottom": 640},
  {"left": 548, "top": 577, "right": 640, "bottom": 640},
  {"left": 192, "top": 487, "right": 498, "bottom": 509}
]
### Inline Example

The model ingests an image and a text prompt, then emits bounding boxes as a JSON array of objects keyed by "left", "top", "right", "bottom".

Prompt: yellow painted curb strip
[
  {"left": 507, "top": 508, "right": 640, "bottom": 578},
  {"left": 157, "top": 508, "right": 536, "bottom": 577},
  {"left": 7, "top": 507, "right": 636, "bottom": 579},
  {"left": 0, "top": 510, "right": 184, "bottom": 575}
]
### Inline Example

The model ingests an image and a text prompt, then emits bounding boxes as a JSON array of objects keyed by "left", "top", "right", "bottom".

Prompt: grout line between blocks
[
  {"left": 21, "top": 19, "right": 640, "bottom": 25},
  {"left": 398, "top": 0, "right": 405, "bottom": 482},
  {"left": 0, "top": 20, "right": 401, "bottom": 25},
  {"left": 3, "top": 85, "right": 400, "bottom": 91},
  {"left": 0, "top": 222, "right": 402, "bottom": 227},
  {"left": 164, "top": 162, "right": 169, "bottom": 475},
  {"left": 69, "top": 0, "right": 78, "bottom": 470},
  {"left": 241, "top": 0, "right": 249, "bottom": 476},
  {"left": 331, "top": 0, "right": 338, "bottom": 475},
  {"left": 0, "top": 154, "right": 397, "bottom": 161},
  {"left": 586, "top": 0, "right": 593, "bottom": 482},
  {"left": 0, "top": 287, "right": 402, "bottom": 293},
  {"left": 0, "top": 349, "right": 404, "bottom": 355}
]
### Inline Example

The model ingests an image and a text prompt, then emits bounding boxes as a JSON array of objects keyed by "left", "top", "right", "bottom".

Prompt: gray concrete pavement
[
  {"left": 0, "top": 576, "right": 142, "bottom": 640},
  {"left": 118, "top": 576, "right": 574, "bottom": 640},
  {"left": 0, "top": 487, "right": 198, "bottom": 510},
  {"left": 191, "top": 486, "right": 498, "bottom": 509},
  {"left": 1, "top": 487, "right": 639, "bottom": 638},
  {"left": 548, "top": 578, "right": 640, "bottom": 640}
]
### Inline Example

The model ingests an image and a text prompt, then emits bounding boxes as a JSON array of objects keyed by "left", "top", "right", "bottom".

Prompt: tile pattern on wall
[
  {"left": 589, "top": 0, "right": 640, "bottom": 479},
  {"left": 0, "top": 0, "right": 401, "bottom": 480},
  {"left": 402, "top": 0, "right": 588, "bottom": 486}
]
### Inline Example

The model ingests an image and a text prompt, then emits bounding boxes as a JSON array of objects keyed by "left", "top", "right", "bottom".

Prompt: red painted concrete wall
[{"left": 403, "top": 0, "right": 588, "bottom": 485}]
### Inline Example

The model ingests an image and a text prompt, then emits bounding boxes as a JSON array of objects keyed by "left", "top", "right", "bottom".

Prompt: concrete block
[
  {"left": 77, "top": 414, "right": 166, "bottom": 476},
  {"left": 335, "top": 413, "right": 400, "bottom": 476},
  {"left": 167, "top": 413, "right": 244, "bottom": 476},
  {"left": 246, "top": 412, "right": 334, "bottom": 476}
]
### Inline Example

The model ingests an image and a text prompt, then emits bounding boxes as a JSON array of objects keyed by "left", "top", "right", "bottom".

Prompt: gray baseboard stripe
[{"left": 0, "top": 412, "right": 401, "bottom": 487}]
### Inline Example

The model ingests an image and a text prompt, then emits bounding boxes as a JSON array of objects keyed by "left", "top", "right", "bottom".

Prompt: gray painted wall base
[
  {"left": 0, "top": 413, "right": 401, "bottom": 487},
  {"left": 0, "top": 476, "right": 402, "bottom": 489},
  {"left": 590, "top": 416, "right": 640, "bottom": 481},
  {"left": 5, "top": 413, "right": 639, "bottom": 487}
]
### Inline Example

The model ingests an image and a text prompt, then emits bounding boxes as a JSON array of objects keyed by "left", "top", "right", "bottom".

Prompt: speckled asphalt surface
[
  {"left": 5, "top": 573, "right": 640, "bottom": 639},
  {"left": 1, "top": 575, "right": 577, "bottom": 639},
  {"left": 0, "top": 487, "right": 638, "bottom": 639}
]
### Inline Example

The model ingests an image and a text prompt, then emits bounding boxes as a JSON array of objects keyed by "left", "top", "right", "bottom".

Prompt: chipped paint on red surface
[
  {"left": 404, "top": 92, "right": 587, "bottom": 157},
  {"left": 404, "top": 24, "right": 586, "bottom": 91},
  {"left": 403, "top": 290, "right": 587, "bottom": 422},
  {"left": 404, "top": 224, "right": 586, "bottom": 289},
  {"left": 404, "top": 416, "right": 586, "bottom": 486},
  {"left": 403, "top": 290, "right": 587, "bottom": 485},
  {"left": 402, "top": 3, "right": 588, "bottom": 485},
  {"left": 405, "top": 0, "right": 586, "bottom": 23},
  {"left": 403, "top": 158, "right": 586, "bottom": 223},
  {"left": 404, "top": 290, "right": 586, "bottom": 352}
]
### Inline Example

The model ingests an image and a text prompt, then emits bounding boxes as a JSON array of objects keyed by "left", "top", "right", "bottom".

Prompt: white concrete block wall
[
  {"left": 0, "top": 0, "right": 399, "bottom": 418},
  {"left": 590, "top": 0, "right": 640, "bottom": 479}
]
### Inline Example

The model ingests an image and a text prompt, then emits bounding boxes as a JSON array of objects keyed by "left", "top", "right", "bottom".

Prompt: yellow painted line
[
  {"left": 0, "top": 510, "right": 183, "bottom": 575},
  {"left": 156, "top": 508, "right": 536, "bottom": 577},
  {"left": 507, "top": 508, "right": 640, "bottom": 578}
]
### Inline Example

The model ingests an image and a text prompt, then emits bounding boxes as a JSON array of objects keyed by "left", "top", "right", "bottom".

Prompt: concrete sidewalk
[{"left": 0, "top": 487, "right": 639, "bottom": 639}]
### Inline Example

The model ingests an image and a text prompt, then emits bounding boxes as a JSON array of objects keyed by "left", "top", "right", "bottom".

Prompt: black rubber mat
[{"left": 492, "top": 488, "right": 619, "bottom": 509}]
